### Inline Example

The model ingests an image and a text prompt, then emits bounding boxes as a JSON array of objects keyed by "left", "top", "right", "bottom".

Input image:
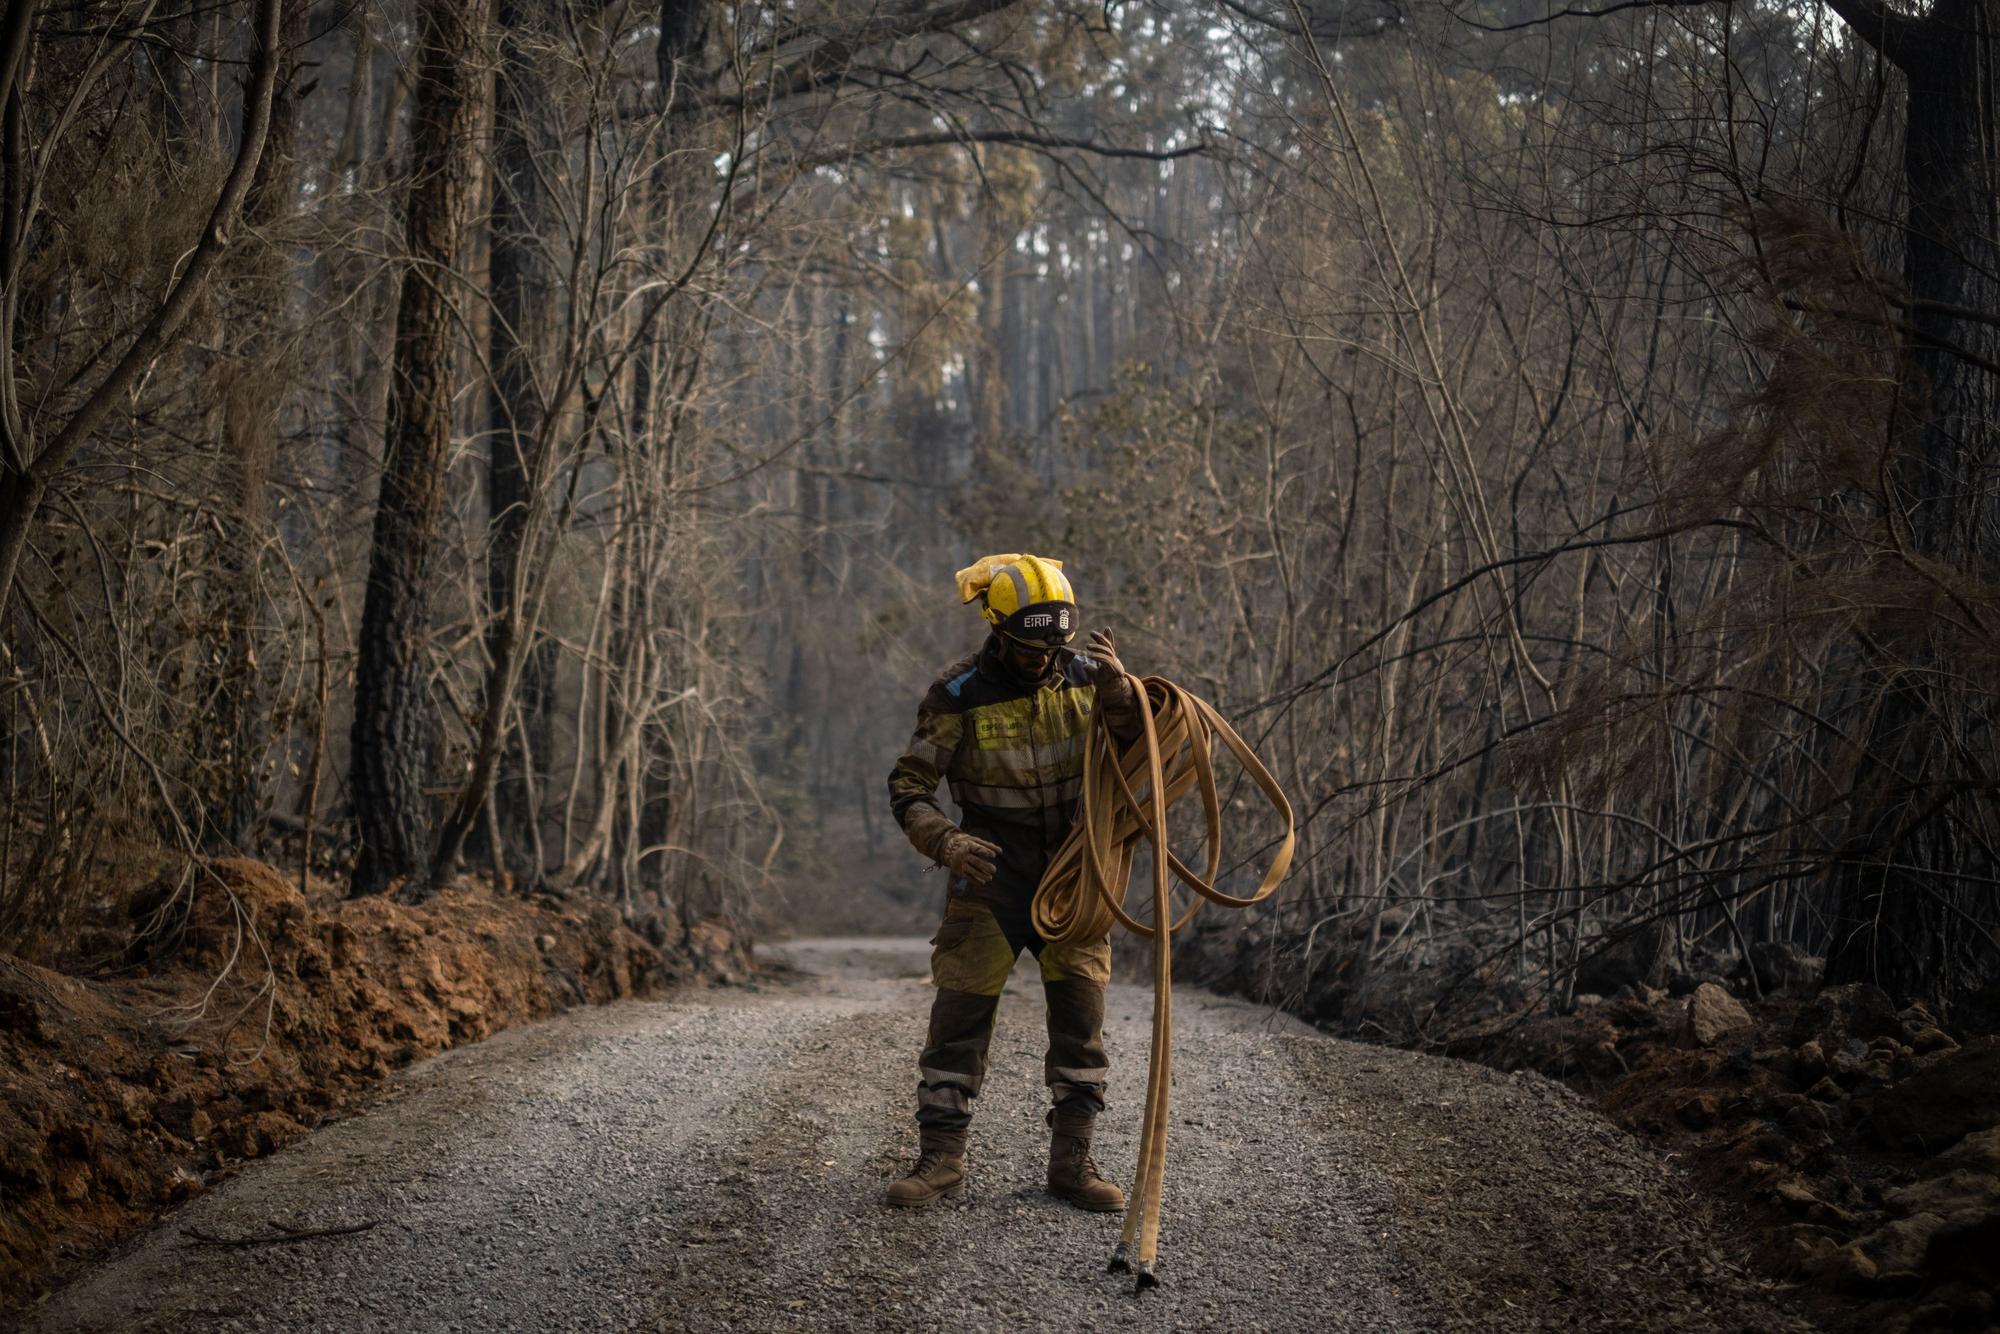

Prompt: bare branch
[{"left": 801, "top": 127, "right": 1214, "bottom": 169}]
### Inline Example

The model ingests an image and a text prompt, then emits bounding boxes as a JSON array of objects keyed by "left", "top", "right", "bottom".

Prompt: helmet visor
[{"left": 997, "top": 601, "right": 1077, "bottom": 647}]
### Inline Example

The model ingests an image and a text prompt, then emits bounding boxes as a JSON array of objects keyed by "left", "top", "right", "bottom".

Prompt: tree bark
[
  {"left": 473, "top": 0, "right": 556, "bottom": 882},
  {"left": 349, "top": 0, "right": 492, "bottom": 897},
  {"left": 1826, "top": 0, "right": 2000, "bottom": 1004}
]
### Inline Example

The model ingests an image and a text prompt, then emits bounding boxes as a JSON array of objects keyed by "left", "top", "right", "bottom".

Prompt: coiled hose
[{"left": 1031, "top": 674, "right": 1295, "bottom": 1293}]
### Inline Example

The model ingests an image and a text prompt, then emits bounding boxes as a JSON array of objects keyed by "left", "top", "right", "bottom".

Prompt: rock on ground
[
  {"left": 1871, "top": 1038, "right": 2000, "bottom": 1152},
  {"left": 20, "top": 939, "right": 1810, "bottom": 1333},
  {"left": 1684, "top": 982, "right": 1753, "bottom": 1048}
]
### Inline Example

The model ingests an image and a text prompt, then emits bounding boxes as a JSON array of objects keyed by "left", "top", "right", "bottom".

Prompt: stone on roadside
[
  {"left": 1831, "top": 1139, "right": 2000, "bottom": 1296},
  {"left": 1871, "top": 1037, "right": 2000, "bottom": 1152},
  {"left": 1850, "top": 1214, "right": 1943, "bottom": 1290},
  {"left": 1789, "top": 982, "right": 1901, "bottom": 1048},
  {"left": 1930, "top": 1124, "right": 2000, "bottom": 1178},
  {"left": 1795, "top": 1095, "right": 2000, "bottom": 1306},
  {"left": 1683, "top": 982, "right": 1752, "bottom": 1048},
  {"left": 1774, "top": 1175, "right": 1859, "bottom": 1228},
  {"left": 1803, "top": 1239, "right": 1878, "bottom": 1289},
  {"left": 1831, "top": 1038, "right": 1896, "bottom": 1088}
]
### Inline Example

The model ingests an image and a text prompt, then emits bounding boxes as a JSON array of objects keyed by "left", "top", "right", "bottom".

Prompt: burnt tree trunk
[
  {"left": 349, "top": 0, "right": 491, "bottom": 898},
  {"left": 1826, "top": 0, "right": 2000, "bottom": 1004},
  {"left": 473, "top": 0, "right": 557, "bottom": 883}
]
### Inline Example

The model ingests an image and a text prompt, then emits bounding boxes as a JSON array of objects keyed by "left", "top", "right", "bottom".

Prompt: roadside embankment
[
  {"left": 0, "top": 859, "right": 748, "bottom": 1312},
  {"left": 1488, "top": 983, "right": 1999, "bottom": 1333},
  {"left": 1177, "top": 921, "right": 2000, "bottom": 1332}
]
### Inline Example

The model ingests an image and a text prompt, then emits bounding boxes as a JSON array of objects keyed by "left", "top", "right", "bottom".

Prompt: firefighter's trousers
[{"left": 915, "top": 894, "right": 1113, "bottom": 1140}]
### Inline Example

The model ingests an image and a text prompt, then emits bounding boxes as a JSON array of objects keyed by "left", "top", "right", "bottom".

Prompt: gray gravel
[{"left": 18, "top": 939, "right": 1811, "bottom": 1333}]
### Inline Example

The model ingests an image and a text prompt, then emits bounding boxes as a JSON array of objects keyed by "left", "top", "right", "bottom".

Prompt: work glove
[
  {"left": 937, "top": 828, "right": 1002, "bottom": 887},
  {"left": 1083, "top": 628, "right": 1144, "bottom": 743},
  {"left": 1083, "top": 629, "right": 1128, "bottom": 689},
  {"left": 903, "top": 807, "right": 1002, "bottom": 887}
]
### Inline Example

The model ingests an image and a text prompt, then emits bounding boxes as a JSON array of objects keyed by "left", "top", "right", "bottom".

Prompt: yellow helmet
[{"left": 955, "top": 553, "right": 1078, "bottom": 646}]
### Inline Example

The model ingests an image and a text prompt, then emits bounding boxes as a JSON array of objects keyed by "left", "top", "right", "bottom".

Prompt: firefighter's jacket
[{"left": 889, "top": 637, "right": 1138, "bottom": 906}]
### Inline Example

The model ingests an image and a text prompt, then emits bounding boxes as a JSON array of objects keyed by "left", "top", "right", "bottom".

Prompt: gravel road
[{"left": 19, "top": 939, "right": 1810, "bottom": 1332}]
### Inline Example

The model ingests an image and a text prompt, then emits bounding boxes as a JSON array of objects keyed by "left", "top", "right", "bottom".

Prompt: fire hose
[{"left": 1030, "top": 674, "right": 1295, "bottom": 1294}]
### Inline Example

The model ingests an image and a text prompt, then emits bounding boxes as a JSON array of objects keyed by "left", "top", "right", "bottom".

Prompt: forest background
[{"left": 1, "top": 0, "right": 1996, "bottom": 1037}]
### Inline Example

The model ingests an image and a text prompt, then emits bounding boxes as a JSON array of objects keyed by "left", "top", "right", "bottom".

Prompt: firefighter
[{"left": 883, "top": 554, "right": 1142, "bottom": 1211}]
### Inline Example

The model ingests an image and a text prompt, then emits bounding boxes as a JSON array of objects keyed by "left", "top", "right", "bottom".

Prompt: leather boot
[
  {"left": 883, "top": 1133, "right": 967, "bottom": 1208},
  {"left": 1047, "top": 1113, "right": 1124, "bottom": 1212}
]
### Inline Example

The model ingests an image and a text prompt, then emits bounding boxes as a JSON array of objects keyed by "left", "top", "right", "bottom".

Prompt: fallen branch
[{"left": 181, "top": 1218, "right": 384, "bottom": 1248}]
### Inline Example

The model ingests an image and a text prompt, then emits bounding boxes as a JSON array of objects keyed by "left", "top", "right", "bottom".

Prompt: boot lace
[{"left": 1056, "top": 1137, "right": 1102, "bottom": 1181}]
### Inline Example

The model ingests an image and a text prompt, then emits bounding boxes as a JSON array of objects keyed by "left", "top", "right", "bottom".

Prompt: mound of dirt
[
  {"left": 1451, "top": 983, "right": 1998, "bottom": 1332},
  {"left": 0, "top": 859, "right": 749, "bottom": 1312}
]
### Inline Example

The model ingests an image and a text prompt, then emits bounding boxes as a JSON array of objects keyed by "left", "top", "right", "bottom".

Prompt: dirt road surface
[{"left": 19, "top": 939, "right": 1808, "bottom": 1332}]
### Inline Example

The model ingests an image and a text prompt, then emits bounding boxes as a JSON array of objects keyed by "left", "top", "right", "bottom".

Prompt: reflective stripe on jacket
[{"left": 888, "top": 638, "right": 1103, "bottom": 905}]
